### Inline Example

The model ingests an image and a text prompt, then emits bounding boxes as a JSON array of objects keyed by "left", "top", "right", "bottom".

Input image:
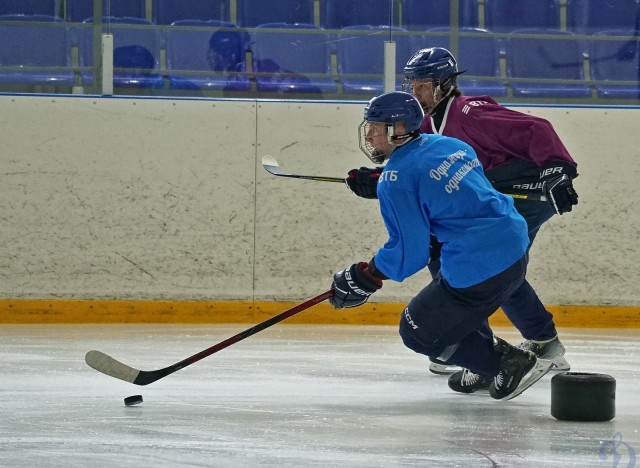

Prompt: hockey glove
[
  {"left": 330, "top": 262, "right": 382, "bottom": 309},
  {"left": 540, "top": 161, "right": 579, "bottom": 215},
  {"left": 345, "top": 167, "right": 383, "bottom": 199}
]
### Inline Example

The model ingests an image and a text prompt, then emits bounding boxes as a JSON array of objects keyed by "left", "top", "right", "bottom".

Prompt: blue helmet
[
  {"left": 363, "top": 91, "right": 424, "bottom": 132},
  {"left": 359, "top": 92, "right": 424, "bottom": 163},
  {"left": 403, "top": 47, "right": 464, "bottom": 85}
]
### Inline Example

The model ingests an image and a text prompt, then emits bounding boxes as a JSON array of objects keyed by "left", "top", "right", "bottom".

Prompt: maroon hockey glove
[
  {"left": 540, "top": 161, "right": 579, "bottom": 215},
  {"left": 345, "top": 167, "right": 383, "bottom": 199},
  {"left": 330, "top": 262, "right": 382, "bottom": 309}
]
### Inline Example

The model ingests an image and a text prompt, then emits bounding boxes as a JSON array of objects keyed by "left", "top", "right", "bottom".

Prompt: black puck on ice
[{"left": 124, "top": 395, "right": 143, "bottom": 406}]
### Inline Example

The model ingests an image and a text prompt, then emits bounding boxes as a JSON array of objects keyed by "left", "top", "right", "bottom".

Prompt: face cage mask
[
  {"left": 358, "top": 120, "right": 393, "bottom": 164},
  {"left": 358, "top": 120, "right": 418, "bottom": 165},
  {"left": 402, "top": 78, "right": 454, "bottom": 113},
  {"left": 401, "top": 78, "right": 417, "bottom": 94}
]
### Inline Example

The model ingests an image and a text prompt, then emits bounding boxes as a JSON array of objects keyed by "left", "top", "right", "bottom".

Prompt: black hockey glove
[
  {"left": 540, "top": 161, "right": 579, "bottom": 215},
  {"left": 330, "top": 262, "right": 382, "bottom": 309},
  {"left": 345, "top": 167, "right": 383, "bottom": 199}
]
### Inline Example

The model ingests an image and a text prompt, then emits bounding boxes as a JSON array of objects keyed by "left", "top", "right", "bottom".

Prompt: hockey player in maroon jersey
[{"left": 346, "top": 47, "right": 578, "bottom": 393}]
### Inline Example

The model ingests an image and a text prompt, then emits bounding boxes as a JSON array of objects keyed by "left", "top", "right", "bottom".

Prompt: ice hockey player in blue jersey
[
  {"left": 330, "top": 91, "right": 552, "bottom": 400},
  {"left": 347, "top": 47, "right": 574, "bottom": 381}
]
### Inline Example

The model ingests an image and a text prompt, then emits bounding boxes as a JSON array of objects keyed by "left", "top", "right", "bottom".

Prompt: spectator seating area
[
  {"left": 77, "top": 17, "right": 164, "bottom": 89},
  {"left": 505, "top": 29, "right": 591, "bottom": 98},
  {"left": 65, "top": 0, "right": 145, "bottom": 23},
  {"left": 336, "top": 25, "right": 414, "bottom": 94},
  {"left": 3, "top": 0, "right": 637, "bottom": 37},
  {"left": 0, "top": 0, "right": 638, "bottom": 100},
  {"left": 165, "top": 20, "right": 250, "bottom": 92},
  {"left": 251, "top": 23, "right": 336, "bottom": 94},
  {"left": 0, "top": 14, "right": 74, "bottom": 87}
]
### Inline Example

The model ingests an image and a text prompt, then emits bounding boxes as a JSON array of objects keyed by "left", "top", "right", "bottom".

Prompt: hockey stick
[
  {"left": 506, "top": 191, "right": 547, "bottom": 202},
  {"left": 262, "top": 155, "right": 345, "bottom": 183},
  {"left": 262, "top": 155, "right": 547, "bottom": 201},
  {"left": 85, "top": 289, "right": 334, "bottom": 385}
]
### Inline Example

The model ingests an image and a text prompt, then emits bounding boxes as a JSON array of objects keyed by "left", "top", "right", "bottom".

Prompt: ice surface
[{"left": 1, "top": 325, "right": 638, "bottom": 467}]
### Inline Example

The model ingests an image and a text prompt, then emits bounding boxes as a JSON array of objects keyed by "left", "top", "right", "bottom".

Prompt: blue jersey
[{"left": 373, "top": 134, "right": 529, "bottom": 288}]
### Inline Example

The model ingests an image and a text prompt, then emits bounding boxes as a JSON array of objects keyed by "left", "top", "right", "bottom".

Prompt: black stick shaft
[
  {"left": 86, "top": 290, "right": 335, "bottom": 385},
  {"left": 503, "top": 191, "right": 546, "bottom": 202},
  {"left": 133, "top": 289, "right": 335, "bottom": 384},
  {"left": 273, "top": 173, "right": 345, "bottom": 183},
  {"left": 151, "top": 290, "right": 334, "bottom": 379},
  {"left": 262, "top": 155, "right": 546, "bottom": 200}
]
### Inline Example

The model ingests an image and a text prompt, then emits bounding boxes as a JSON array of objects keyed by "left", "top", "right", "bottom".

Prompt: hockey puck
[
  {"left": 124, "top": 395, "right": 143, "bottom": 406},
  {"left": 551, "top": 372, "right": 615, "bottom": 421}
]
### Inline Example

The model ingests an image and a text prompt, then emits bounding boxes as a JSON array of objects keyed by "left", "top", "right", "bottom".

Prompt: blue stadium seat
[
  {"left": 153, "top": 0, "right": 230, "bottom": 25},
  {"left": 237, "top": 0, "right": 314, "bottom": 28},
  {"left": 415, "top": 28, "right": 506, "bottom": 96},
  {"left": 251, "top": 23, "right": 337, "bottom": 94},
  {"left": 66, "top": 0, "right": 146, "bottom": 23},
  {"left": 401, "top": 0, "right": 479, "bottom": 30},
  {"left": 567, "top": 0, "right": 640, "bottom": 35},
  {"left": 0, "top": 14, "right": 74, "bottom": 86},
  {"left": 0, "top": 0, "right": 60, "bottom": 17},
  {"left": 484, "top": 0, "right": 560, "bottom": 33},
  {"left": 506, "top": 28, "right": 591, "bottom": 98},
  {"left": 336, "top": 25, "right": 414, "bottom": 94},
  {"left": 79, "top": 17, "right": 163, "bottom": 88},
  {"left": 165, "top": 20, "right": 250, "bottom": 91},
  {"left": 321, "top": 0, "right": 395, "bottom": 30},
  {"left": 589, "top": 30, "right": 640, "bottom": 99}
]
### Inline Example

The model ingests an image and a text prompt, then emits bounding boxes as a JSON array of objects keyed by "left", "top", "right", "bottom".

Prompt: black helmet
[
  {"left": 358, "top": 92, "right": 424, "bottom": 164},
  {"left": 363, "top": 91, "right": 424, "bottom": 132},
  {"left": 403, "top": 47, "right": 464, "bottom": 87}
]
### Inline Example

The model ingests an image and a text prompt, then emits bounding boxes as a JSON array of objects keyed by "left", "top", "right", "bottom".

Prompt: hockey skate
[
  {"left": 448, "top": 368, "right": 492, "bottom": 394},
  {"left": 517, "top": 335, "right": 570, "bottom": 371},
  {"left": 429, "top": 358, "right": 461, "bottom": 375},
  {"left": 490, "top": 337, "right": 553, "bottom": 400}
]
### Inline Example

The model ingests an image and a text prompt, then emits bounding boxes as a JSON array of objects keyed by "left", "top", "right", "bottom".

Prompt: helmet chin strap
[
  {"left": 364, "top": 129, "right": 420, "bottom": 164},
  {"left": 390, "top": 131, "right": 420, "bottom": 146},
  {"left": 368, "top": 127, "right": 412, "bottom": 164},
  {"left": 424, "top": 81, "right": 455, "bottom": 115},
  {"left": 378, "top": 131, "right": 420, "bottom": 163}
]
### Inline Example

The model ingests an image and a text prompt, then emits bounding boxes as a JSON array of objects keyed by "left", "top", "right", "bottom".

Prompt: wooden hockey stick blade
[
  {"left": 85, "top": 350, "right": 141, "bottom": 383},
  {"left": 261, "top": 155, "right": 345, "bottom": 183},
  {"left": 85, "top": 289, "right": 335, "bottom": 386}
]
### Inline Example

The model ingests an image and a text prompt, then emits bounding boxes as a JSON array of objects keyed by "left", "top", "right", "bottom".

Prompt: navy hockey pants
[
  {"left": 427, "top": 198, "right": 557, "bottom": 341},
  {"left": 401, "top": 255, "right": 528, "bottom": 377}
]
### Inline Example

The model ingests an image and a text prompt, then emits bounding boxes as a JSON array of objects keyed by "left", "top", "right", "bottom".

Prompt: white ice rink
[{"left": 1, "top": 324, "right": 638, "bottom": 467}]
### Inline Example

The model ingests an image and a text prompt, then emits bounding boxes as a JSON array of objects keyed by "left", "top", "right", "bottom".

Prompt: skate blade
[
  {"left": 429, "top": 364, "right": 462, "bottom": 375},
  {"left": 501, "top": 359, "right": 553, "bottom": 401},
  {"left": 549, "top": 356, "right": 571, "bottom": 372}
]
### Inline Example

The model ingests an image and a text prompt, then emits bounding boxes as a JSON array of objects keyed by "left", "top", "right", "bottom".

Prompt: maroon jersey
[{"left": 420, "top": 95, "right": 577, "bottom": 172}]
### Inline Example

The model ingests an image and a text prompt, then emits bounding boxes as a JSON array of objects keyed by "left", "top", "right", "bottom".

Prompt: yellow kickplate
[{"left": 0, "top": 300, "right": 638, "bottom": 328}]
